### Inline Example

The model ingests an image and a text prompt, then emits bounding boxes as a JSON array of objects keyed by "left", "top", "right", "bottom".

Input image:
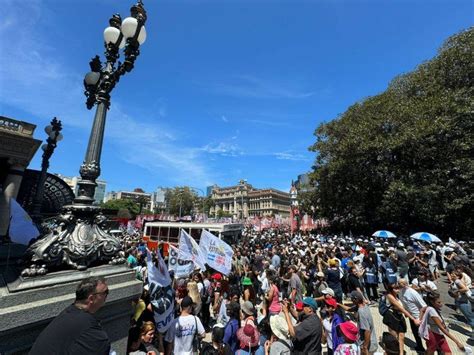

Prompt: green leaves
[{"left": 309, "top": 27, "right": 474, "bottom": 239}]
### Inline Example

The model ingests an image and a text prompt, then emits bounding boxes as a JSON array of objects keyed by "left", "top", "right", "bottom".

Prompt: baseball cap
[
  {"left": 350, "top": 290, "right": 364, "bottom": 303},
  {"left": 325, "top": 297, "right": 338, "bottom": 308},
  {"left": 302, "top": 297, "right": 318, "bottom": 311},
  {"left": 322, "top": 288, "right": 335, "bottom": 297}
]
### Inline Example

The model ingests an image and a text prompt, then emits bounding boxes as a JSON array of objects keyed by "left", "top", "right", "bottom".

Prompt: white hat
[
  {"left": 270, "top": 314, "right": 290, "bottom": 340},
  {"left": 322, "top": 288, "right": 335, "bottom": 297}
]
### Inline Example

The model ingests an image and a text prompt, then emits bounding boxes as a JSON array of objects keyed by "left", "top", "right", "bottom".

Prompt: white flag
[
  {"left": 178, "top": 229, "right": 206, "bottom": 270},
  {"left": 168, "top": 245, "right": 195, "bottom": 278},
  {"left": 199, "top": 229, "right": 233, "bottom": 275},
  {"left": 9, "top": 199, "right": 40, "bottom": 245},
  {"left": 146, "top": 249, "right": 174, "bottom": 332}
]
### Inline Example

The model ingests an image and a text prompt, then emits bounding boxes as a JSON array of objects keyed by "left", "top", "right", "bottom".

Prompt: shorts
[{"left": 426, "top": 330, "right": 451, "bottom": 353}]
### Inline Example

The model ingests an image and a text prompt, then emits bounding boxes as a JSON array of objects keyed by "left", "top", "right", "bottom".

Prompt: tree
[
  {"left": 101, "top": 198, "right": 140, "bottom": 215},
  {"left": 165, "top": 187, "right": 198, "bottom": 217},
  {"left": 308, "top": 27, "right": 473, "bottom": 239}
]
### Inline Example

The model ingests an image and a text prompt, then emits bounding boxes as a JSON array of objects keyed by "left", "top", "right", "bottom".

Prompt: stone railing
[{"left": 0, "top": 116, "right": 36, "bottom": 137}]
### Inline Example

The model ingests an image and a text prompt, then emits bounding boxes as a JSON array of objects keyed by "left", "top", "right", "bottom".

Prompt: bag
[
  {"left": 201, "top": 282, "right": 211, "bottom": 304},
  {"left": 378, "top": 295, "right": 391, "bottom": 316},
  {"left": 192, "top": 316, "right": 201, "bottom": 353}
]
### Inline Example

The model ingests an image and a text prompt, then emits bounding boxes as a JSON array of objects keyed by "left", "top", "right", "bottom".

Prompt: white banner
[
  {"left": 146, "top": 249, "right": 174, "bottom": 332},
  {"left": 9, "top": 199, "right": 40, "bottom": 245},
  {"left": 178, "top": 229, "right": 207, "bottom": 270},
  {"left": 199, "top": 230, "right": 233, "bottom": 275},
  {"left": 168, "top": 245, "right": 195, "bottom": 278}
]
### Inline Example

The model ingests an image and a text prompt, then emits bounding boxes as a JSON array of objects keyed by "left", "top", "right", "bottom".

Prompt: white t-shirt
[
  {"left": 322, "top": 318, "right": 333, "bottom": 350},
  {"left": 400, "top": 287, "right": 426, "bottom": 319},
  {"left": 412, "top": 279, "right": 437, "bottom": 294},
  {"left": 165, "top": 314, "right": 205, "bottom": 355}
]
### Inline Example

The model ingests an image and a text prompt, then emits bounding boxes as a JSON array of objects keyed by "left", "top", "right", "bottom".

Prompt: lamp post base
[{"left": 22, "top": 205, "right": 125, "bottom": 276}]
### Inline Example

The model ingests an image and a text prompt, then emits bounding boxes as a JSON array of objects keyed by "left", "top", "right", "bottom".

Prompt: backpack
[
  {"left": 378, "top": 294, "right": 391, "bottom": 316},
  {"left": 201, "top": 282, "right": 212, "bottom": 304}
]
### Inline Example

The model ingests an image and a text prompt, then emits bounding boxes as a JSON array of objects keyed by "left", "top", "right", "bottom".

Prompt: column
[{"left": 0, "top": 160, "right": 26, "bottom": 237}]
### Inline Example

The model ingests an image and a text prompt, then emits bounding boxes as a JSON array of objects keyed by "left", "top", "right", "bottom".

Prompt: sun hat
[
  {"left": 324, "top": 297, "right": 338, "bottom": 308},
  {"left": 241, "top": 301, "right": 255, "bottom": 316},
  {"left": 338, "top": 321, "right": 359, "bottom": 342},
  {"left": 270, "top": 314, "right": 290, "bottom": 340},
  {"left": 321, "top": 288, "right": 335, "bottom": 297},
  {"left": 302, "top": 297, "right": 318, "bottom": 311},
  {"left": 242, "top": 277, "right": 253, "bottom": 286},
  {"left": 236, "top": 324, "right": 260, "bottom": 348},
  {"left": 316, "top": 271, "right": 325, "bottom": 278}
]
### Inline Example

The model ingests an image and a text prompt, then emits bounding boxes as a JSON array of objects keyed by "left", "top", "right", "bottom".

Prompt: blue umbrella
[
  {"left": 372, "top": 230, "right": 397, "bottom": 239},
  {"left": 410, "top": 232, "right": 441, "bottom": 243}
]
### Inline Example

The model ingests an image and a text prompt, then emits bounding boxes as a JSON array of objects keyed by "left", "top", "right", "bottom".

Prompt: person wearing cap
[
  {"left": 165, "top": 295, "right": 205, "bottom": 355},
  {"left": 242, "top": 276, "right": 257, "bottom": 304},
  {"left": 350, "top": 291, "right": 378, "bottom": 354},
  {"left": 325, "top": 259, "right": 344, "bottom": 303},
  {"left": 282, "top": 297, "right": 322, "bottom": 355},
  {"left": 334, "top": 321, "right": 360, "bottom": 354},
  {"left": 322, "top": 297, "right": 344, "bottom": 355},
  {"left": 264, "top": 314, "right": 293, "bottom": 354}
]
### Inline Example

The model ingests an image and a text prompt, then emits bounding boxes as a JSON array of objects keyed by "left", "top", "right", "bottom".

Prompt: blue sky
[{"left": 1, "top": 0, "right": 472, "bottom": 195}]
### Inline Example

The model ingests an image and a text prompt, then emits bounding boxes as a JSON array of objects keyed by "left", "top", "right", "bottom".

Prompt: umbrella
[
  {"left": 372, "top": 230, "right": 397, "bottom": 239},
  {"left": 410, "top": 232, "right": 441, "bottom": 243}
]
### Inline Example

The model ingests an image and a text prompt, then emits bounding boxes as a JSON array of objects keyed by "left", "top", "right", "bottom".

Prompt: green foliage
[
  {"left": 217, "top": 210, "right": 233, "bottom": 218},
  {"left": 309, "top": 27, "right": 473, "bottom": 239},
  {"left": 165, "top": 187, "right": 198, "bottom": 216},
  {"left": 101, "top": 199, "right": 140, "bottom": 215}
]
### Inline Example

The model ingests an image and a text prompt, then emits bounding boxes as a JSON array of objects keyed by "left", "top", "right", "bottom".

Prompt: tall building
[
  {"left": 151, "top": 187, "right": 168, "bottom": 212},
  {"left": 104, "top": 189, "right": 152, "bottom": 210},
  {"left": 206, "top": 184, "right": 217, "bottom": 197},
  {"left": 56, "top": 175, "right": 107, "bottom": 205},
  {"left": 209, "top": 180, "right": 291, "bottom": 218}
]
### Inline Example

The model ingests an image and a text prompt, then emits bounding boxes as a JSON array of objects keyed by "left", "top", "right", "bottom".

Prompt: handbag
[{"left": 192, "top": 316, "right": 201, "bottom": 353}]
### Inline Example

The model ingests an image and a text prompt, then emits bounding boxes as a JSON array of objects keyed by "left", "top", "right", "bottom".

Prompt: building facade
[
  {"left": 56, "top": 175, "right": 107, "bottom": 205},
  {"left": 104, "top": 189, "right": 152, "bottom": 210},
  {"left": 150, "top": 187, "right": 168, "bottom": 212},
  {"left": 209, "top": 180, "right": 291, "bottom": 219},
  {"left": 0, "top": 116, "right": 41, "bottom": 237}
]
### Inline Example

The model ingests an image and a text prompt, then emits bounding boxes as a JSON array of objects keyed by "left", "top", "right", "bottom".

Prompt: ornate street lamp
[
  {"left": 31, "top": 118, "right": 63, "bottom": 221},
  {"left": 23, "top": 1, "right": 148, "bottom": 275}
]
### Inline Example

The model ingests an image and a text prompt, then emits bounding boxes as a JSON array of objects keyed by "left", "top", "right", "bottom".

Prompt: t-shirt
[
  {"left": 164, "top": 314, "right": 205, "bottom": 355},
  {"left": 272, "top": 254, "right": 281, "bottom": 268},
  {"left": 426, "top": 307, "right": 444, "bottom": 334},
  {"left": 29, "top": 304, "right": 110, "bottom": 355},
  {"left": 288, "top": 273, "right": 303, "bottom": 303},
  {"left": 293, "top": 314, "right": 322, "bottom": 355},
  {"left": 270, "top": 339, "right": 293, "bottom": 355},
  {"left": 334, "top": 343, "right": 360, "bottom": 355},
  {"left": 396, "top": 250, "right": 408, "bottom": 268},
  {"left": 357, "top": 305, "right": 378, "bottom": 353},
  {"left": 322, "top": 318, "right": 333, "bottom": 349},
  {"left": 400, "top": 287, "right": 426, "bottom": 319},
  {"left": 347, "top": 274, "right": 362, "bottom": 292}
]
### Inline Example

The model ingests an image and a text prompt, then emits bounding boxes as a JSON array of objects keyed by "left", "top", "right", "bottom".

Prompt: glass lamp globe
[
  {"left": 84, "top": 71, "right": 100, "bottom": 86},
  {"left": 137, "top": 26, "right": 147, "bottom": 45},
  {"left": 41, "top": 143, "right": 48, "bottom": 151},
  {"left": 44, "top": 125, "right": 53, "bottom": 134},
  {"left": 104, "top": 26, "right": 121, "bottom": 44},
  {"left": 56, "top": 133, "right": 64, "bottom": 142},
  {"left": 121, "top": 17, "right": 138, "bottom": 38}
]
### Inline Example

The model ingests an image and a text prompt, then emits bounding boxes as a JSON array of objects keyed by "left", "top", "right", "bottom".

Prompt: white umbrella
[
  {"left": 410, "top": 232, "right": 441, "bottom": 243},
  {"left": 372, "top": 230, "right": 397, "bottom": 239}
]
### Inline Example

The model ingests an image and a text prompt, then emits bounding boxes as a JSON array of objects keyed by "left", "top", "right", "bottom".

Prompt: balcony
[{"left": 0, "top": 116, "right": 37, "bottom": 137}]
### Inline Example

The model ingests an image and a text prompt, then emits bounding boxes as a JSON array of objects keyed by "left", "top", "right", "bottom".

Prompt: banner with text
[
  {"left": 178, "top": 229, "right": 207, "bottom": 270},
  {"left": 146, "top": 249, "right": 174, "bottom": 332},
  {"left": 199, "top": 229, "right": 233, "bottom": 275},
  {"left": 168, "top": 244, "right": 195, "bottom": 278}
]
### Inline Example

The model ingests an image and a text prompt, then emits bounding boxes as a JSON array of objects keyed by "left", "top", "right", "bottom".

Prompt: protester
[
  {"left": 265, "top": 314, "right": 292, "bottom": 355},
  {"left": 398, "top": 279, "right": 426, "bottom": 352},
  {"left": 30, "top": 276, "right": 111, "bottom": 355},
  {"left": 282, "top": 297, "right": 322, "bottom": 355},
  {"left": 420, "top": 291, "right": 465, "bottom": 354},
  {"left": 334, "top": 321, "right": 360, "bottom": 354},
  {"left": 322, "top": 297, "right": 344, "bottom": 355},
  {"left": 350, "top": 291, "right": 378, "bottom": 355},
  {"left": 200, "top": 324, "right": 233, "bottom": 355},
  {"left": 223, "top": 301, "right": 240, "bottom": 353},
  {"left": 165, "top": 295, "right": 205, "bottom": 355}
]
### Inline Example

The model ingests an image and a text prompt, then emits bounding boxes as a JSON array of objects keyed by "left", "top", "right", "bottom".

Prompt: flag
[
  {"left": 199, "top": 229, "right": 233, "bottom": 275},
  {"left": 178, "top": 229, "right": 206, "bottom": 270},
  {"left": 146, "top": 249, "right": 174, "bottom": 332},
  {"left": 9, "top": 199, "right": 40, "bottom": 245},
  {"left": 168, "top": 245, "right": 195, "bottom": 278}
]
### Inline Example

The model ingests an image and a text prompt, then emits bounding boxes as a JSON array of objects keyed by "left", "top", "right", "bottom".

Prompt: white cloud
[
  {"left": 201, "top": 142, "right": 243, "bottom": 157},
  {"left": 221, "top": 115, "right": 228, "bottom": 122},
  {"left": 274, "top": 151, "right": 311, "bottom": 161},
  {"left": 208, "top": 74, "right": 316, "bottom": 99}
]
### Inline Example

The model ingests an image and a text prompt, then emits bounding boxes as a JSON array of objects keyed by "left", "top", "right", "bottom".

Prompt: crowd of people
[{"left": 124, "top": 227, "right": 473, "bottom": 355}]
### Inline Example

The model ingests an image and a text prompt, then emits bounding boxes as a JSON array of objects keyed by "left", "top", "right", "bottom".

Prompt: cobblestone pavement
[{"left": 204, "top": 273, "right": 473, "bottom": 354}]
